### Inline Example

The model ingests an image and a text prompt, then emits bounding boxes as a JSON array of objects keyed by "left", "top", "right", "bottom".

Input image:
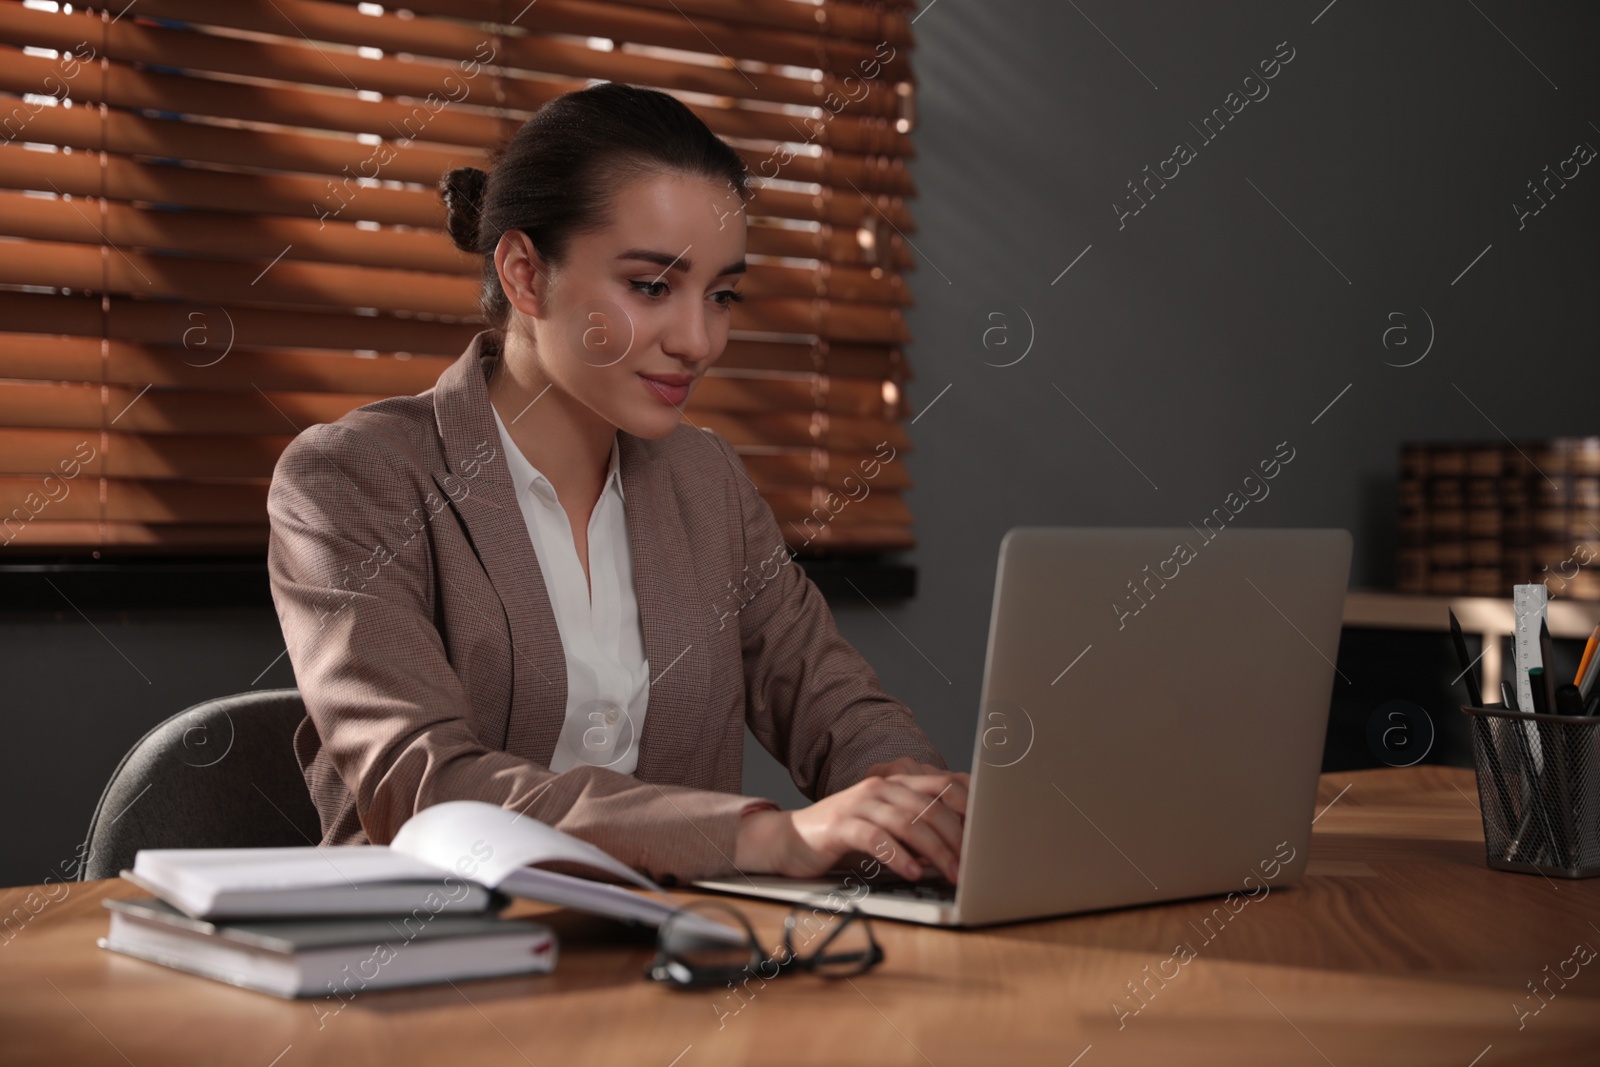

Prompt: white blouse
[{"left": 489, "top": 403, "right": 650, "bottom": 775}]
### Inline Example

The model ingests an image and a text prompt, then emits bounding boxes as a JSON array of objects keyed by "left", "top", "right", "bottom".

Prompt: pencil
[{"left": 1575, "top": 624, "right": 1600, "bottom": 687}]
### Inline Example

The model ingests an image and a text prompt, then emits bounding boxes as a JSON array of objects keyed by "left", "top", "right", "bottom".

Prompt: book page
[{"left": 389, "top": 800, "right": 667, "bottom": 896}]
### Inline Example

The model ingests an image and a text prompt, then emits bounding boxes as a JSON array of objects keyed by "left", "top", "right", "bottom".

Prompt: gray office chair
[{"left": 81, "top": 688, "right": 324, "bottom": 881}]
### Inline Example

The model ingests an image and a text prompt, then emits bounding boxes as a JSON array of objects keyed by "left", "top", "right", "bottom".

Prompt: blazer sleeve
[
  {"left": 266, "top": 421, "right": 778, "bottom": 885},
  {"left": 707, "top": 432, "right": 948, "bottom": 798}
]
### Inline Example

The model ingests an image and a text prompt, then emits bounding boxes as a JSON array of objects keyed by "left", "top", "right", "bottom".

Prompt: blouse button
[{"left": 603, "top": 705, "right": 621, "bottom": 725}]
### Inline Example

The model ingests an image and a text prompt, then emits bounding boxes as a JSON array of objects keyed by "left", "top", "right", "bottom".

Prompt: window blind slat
[
  {"left": 305, "top": 0, "right": 915, "bottom": 78},
  {"left": 0, "top": 198, "right": 912, "bottom": 306},
  {"left": 0, "top": 13, "right": 915, "bottom": 157},
  {"left": 512, "top": 0, "right": 915, "bottom": 45},
  {"left": 0, "top": 236, "right": 483, "bottom": 317},
  {"left": 0, "top": 293, "right": 908, "bottom": 374},
  {"left": 0, "top": 186, "right": 462, "bottom": 276},
  {"left": 107, "top": 0, "right": 907, "bottom": 118},
  {"left": 740, "top": 451, "right": 911, "bottom": 492},
  {"left": 0, "top": 434, "right": 914, "bottom": 503},
  {"left": 0, "top": 381, "right": 396, "bottom": 436},
  {"left": 0, "top": 309, "right": 908, "bottom": 384},
  {"left": 0, "top": 172, "right": 910, "bottom": 281},
  {"left": 0, "top": 343, "right": 894, "bottom": 418},
  {"left": 0, "top": 93, "right": 914, "bottom": 200},
  {"left": 737, "top": 299, "right": 908, "bottom": 344},
  {"left": 0, "top": 337, "right": 454, "bottom": 396},
  {"left": 0, "top": 245, "right": 909, "bottom": 344},
  {"left": 0, "top": 86, "right": 392, "bottom": 186},
  {"left": 0, "top": 522, "right": 268, "bottom": 551},
  {"left": 0, "top": 291, "right": 479, "bottom": 356},
  {"left": 0, "top": 132, "right": 917, "bottom": 234},
  {"left": 0, "top": 382, "right": 913, "bottom": 453},
  {"left": 0, "top": 47, "right": 508, "bottom": 149},
  {"left": 695, "top": 411, "right": 910, "bottom": 453},
  {"left": 720, "top": 339, "right": 906, "bottom": 379},
  {"left": 0, "top": 136, "right": 483, "bottom": 229}
]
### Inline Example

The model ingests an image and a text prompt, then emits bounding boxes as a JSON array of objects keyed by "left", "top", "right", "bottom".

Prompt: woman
[{"left": 267, "top": 83, "right": 967, "bottom": 887}]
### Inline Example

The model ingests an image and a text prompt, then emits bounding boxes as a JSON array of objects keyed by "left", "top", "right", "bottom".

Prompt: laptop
[{"left": 691, "top": 526, "right": 1353, "bottom": 927}]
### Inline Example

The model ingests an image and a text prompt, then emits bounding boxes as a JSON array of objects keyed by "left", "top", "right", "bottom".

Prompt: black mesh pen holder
[{"left": 1460, "top": 705, "right": 1600, "bottom": 878}]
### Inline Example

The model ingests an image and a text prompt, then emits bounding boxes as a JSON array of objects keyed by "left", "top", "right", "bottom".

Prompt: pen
[
  {"left": 1555, "top": 683, "right": 1585, "bottom": 716},
  {"left": 1534, "top": 615, "right": 1578, "bottom": 863},
  {"left": 1537, "top": 619, "right": 1559, "bottom": 716},
  {"left": 1528, "top": 668, "right": 1549, "bottom": 716},
  {"left": 1527, "top": 664, "right": 1576, "bottom": 869},
  {"left": 1448, "top": 608, "right": 1483, "bottom": 708}
]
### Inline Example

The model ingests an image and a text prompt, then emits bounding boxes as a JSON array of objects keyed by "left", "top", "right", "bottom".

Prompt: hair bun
[{"left": 439, "top": 166, "right": 488, "bottom": 253}]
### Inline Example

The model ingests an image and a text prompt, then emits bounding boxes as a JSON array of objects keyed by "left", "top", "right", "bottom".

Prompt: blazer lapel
[
  {"left": 620, "top": 431, "right": 714, "bottom": 783},
  {"left": 430, "top": 330, "right": 568, "bottom": 761}
]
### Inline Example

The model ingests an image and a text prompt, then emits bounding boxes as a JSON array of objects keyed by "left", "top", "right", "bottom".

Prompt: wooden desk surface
[{"left": 3, "top": 767, "right": 1598, "bottom": 1066}]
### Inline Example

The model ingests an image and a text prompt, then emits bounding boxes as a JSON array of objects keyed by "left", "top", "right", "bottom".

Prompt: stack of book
[
  {"left": 1397, "top": 437, "right": 1600, "bottom": 599},
  {"left": 102, "top": 847, "right": 556, "bottom": 999},
  {"left": 98, "top": 799, "right": 740, "bottom": 999}
]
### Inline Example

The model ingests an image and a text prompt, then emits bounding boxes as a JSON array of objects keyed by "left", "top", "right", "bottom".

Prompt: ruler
[{"left": 1512, "top": 583, "right": 1546, "bottom": 772}]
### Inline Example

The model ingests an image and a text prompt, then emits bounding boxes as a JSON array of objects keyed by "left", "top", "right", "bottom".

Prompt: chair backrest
[{"left": 81, "top": 688, "right": 324, "bottom": 881}]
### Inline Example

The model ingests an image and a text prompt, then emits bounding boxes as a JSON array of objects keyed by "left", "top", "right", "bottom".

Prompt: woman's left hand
[
  {"left": 861, "top": 756, "right": 969, "bottom": 790},
  {"left": 860, "top": 758, "right": 971, "bottom": 822},
  {"left": 858, "top": 757, "right": 971, "bottom": 877}
]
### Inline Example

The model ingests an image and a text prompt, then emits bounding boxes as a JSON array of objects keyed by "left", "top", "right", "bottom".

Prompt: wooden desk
[{"left": 3, "top": 767, "right": 1597, "bottom": 1066}]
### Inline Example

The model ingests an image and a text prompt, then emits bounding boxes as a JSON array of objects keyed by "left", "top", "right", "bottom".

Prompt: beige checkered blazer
[{"left": 266, "top": 329, "right": 946, "bottom": 884}]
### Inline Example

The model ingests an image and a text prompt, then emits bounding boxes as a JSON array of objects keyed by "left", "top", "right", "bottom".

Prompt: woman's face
[{"left": 503, "top": 171, "right": 748, "bottom": 440}]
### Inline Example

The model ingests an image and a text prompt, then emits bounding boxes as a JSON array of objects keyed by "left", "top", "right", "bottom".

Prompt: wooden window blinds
[{"left": 0, "top": 0, "right": 920, "bottom": 558}]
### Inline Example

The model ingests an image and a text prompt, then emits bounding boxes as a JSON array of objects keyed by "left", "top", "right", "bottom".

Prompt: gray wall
[
  {"left": 835, "top": 0, "right": 1600, "bottom": 785},
  {"left": 2, "top": 606, "right": 301, "bottom": 890},
  {"left": 5, "top": 1, "right": 1598, "bottom": 886}
]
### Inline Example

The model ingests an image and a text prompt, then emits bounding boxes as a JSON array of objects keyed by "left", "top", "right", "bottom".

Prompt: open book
[
  {"left": 128, "top": 800, "right": 744, "bottom": 943},
  {"left": 392, "top": 799, "right": 692, "bottom": 929}
]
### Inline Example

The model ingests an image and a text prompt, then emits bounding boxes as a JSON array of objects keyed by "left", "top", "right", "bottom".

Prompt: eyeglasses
[{"left": 645, "top": 897, "right": 884, "bottom": 989}]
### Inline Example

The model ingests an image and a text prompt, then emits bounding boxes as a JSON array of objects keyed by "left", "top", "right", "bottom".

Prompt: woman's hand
[
  {"left": 733, "top": 765, "right": 969, "bottom": 883},
  {"left": 862, "top": 758, "right": 971, "bottom": 851},
  {"left": 860, "top": 756, "right": 970, "bottom": 790}
]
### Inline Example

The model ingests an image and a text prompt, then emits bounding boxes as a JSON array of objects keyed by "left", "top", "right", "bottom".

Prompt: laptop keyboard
[{"left": 866, "top": 878, "right": 958, "bottom": 902}]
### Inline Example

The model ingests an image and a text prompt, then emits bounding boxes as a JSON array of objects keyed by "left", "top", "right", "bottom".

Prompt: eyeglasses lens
[
  {"left": 658, "top": 905, "right": 761, "bottom": 980},
  {"left": 788, "top": 906, "right": 878, "bottom": 976}
]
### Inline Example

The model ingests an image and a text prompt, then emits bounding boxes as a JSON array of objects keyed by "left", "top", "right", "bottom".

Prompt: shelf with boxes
[{"left": 1397, "top": 437, "right": 1600, "bottom": 600}]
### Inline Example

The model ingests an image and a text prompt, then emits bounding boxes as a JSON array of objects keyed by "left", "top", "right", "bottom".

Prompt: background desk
[
  {"left": 1344, "top": 589, "right": 1600, "bottom": 701},
  {"left": 2, "top": 767, "right": 1597, "bottom": 1066}
]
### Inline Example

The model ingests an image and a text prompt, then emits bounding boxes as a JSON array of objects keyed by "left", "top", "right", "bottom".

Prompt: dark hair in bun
[
  {"left": 440, "top": 165, "right": 489, "bottom": 255},
  {"left": 438, "top": 82, "right": 751, "bottom": 335}
]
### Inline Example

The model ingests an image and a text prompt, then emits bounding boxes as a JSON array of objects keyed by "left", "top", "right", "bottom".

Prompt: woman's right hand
[{"left": 732, "top": 771, "right": 967, "bottom": 883}]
